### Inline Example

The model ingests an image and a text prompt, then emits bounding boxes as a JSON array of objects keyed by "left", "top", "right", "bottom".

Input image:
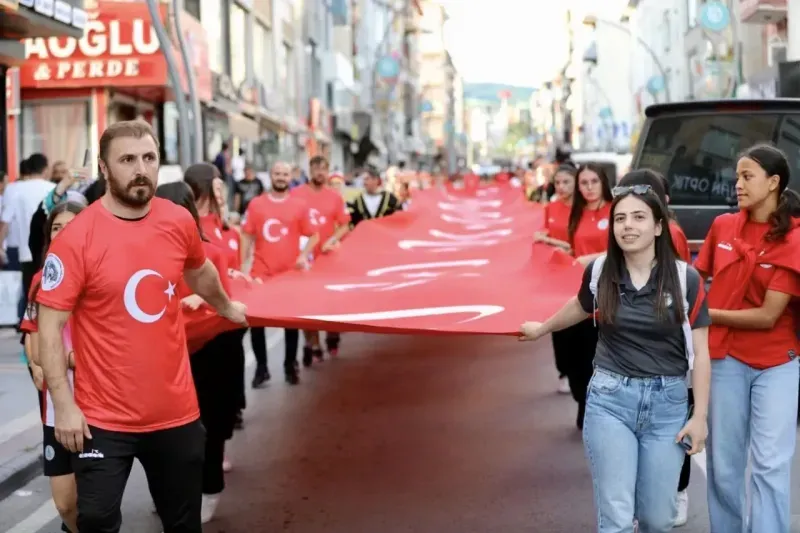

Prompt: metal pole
[
  {"left": 446, "top": 60, "right": 456, "bottom": 174},
  {"left": 146, "top": 0, "right": 192, "bottom": 168},
  {"left": 172, "top": 0, "right": 204, "bottom": 162},
  {"left": 595, "top": 17, "right": 672, "bottom": 102}
]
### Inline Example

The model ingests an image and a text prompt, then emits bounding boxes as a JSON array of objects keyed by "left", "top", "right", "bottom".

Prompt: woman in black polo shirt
[{"left": 519, "top": 180, "right": 711, "bottom": 533}]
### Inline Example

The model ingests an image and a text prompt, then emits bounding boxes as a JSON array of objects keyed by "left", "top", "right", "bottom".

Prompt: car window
[{"left": 637, "top": 113, "right": 800, "bottom": 206}]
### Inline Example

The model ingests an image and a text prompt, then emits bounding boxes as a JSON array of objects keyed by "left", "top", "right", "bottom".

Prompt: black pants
[
  {"left": 678, "top": 388, "right": 695, "bottom": 492},
  {"left": 551, "top": 329, "right": 571, "bottom": 378},
  {"left": 562, "top": 318, "right": 599, "bottom": 407},
  {"left": 252, "top": 327, "right": 300, "bottom": 371},
  {"left": 73, "top": 420, "right": 205, "bottom": 533}
]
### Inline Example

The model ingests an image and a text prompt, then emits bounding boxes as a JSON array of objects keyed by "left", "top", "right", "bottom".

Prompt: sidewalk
[{"left": 0, "top": 328, "right": 41, "bottom": 501}]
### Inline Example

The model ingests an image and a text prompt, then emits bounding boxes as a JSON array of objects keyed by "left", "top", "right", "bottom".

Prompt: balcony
[{"left": 740, "top": 0, "right": 787, "bottom": 24}]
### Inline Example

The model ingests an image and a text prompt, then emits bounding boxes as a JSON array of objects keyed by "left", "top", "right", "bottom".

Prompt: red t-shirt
[
  {"left": 544, "top": 199, "right": 571, "bottom": 243},
  {"left": 571, "top": 203, "right": 611, "bottom": 257},
  {"left": 20, "top": 270, "right": 42, "bottom": 334},
  {"left": 36, "top": 199, "right": 207, "bottom": 432},
  {"left": 695, "top": 216, "right": 800, "bottom": 368},
  {"left": 669, "top": 220, "right": 691, "bottom": 262},
  {"left": 242, "top": 194, "right": 315, "bottom": 278},
  {"left": 199, "top": 214, "right": 240, "bottom": 270},
  {"left": 177, "top": 241, "right": 230, "bottom": 299},
  {"left": 290, "top": 184, "right": 350, "bottom": 252}
]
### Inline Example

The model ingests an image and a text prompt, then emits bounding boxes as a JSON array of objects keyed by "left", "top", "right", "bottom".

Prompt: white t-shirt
[
  {"left": 1, "top": 178, "right": 56, "bottom": 262},
  {"left": 363, "top": 193, "right": 382, "bottom": 217}
]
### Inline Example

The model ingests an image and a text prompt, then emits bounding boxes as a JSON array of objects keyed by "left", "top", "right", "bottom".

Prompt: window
[
  {"left": 686, "top": 0, "right": 698, "bottom": 28},
  {"left": 185, "top": 0, "right": 200, "bottom": 20},
  {"left": 253, "top": 22, "right": 268, "bottom": 84},
  {"left": 230, "top": 4, "right": 247, "bottom": 86},
  {"left": 285, "top": 44, "right": 296, "bottom": 114},
  {"left": 638, "top": 113, "right": 800, "bottom": 206},
  {"left": 21, "top": 100, "right": 90, "bottom": 167},
  {"left": 201, "top": 0, "right": 225, "bottom": 73}
]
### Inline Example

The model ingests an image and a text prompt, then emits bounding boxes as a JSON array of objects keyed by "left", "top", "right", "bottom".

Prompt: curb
[{"left": 0, "top": 439, "right": 41, "bottom": 502}]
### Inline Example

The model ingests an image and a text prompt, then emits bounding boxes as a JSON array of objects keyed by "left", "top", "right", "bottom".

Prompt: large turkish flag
[{"left": 184, "top": 184, "right": 583, "bottom": 350}]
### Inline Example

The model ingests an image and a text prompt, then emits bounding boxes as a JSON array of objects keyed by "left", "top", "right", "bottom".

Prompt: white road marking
[
  {"left": 2, "top": 329, "right": 283, "bottom": 533},
  {"left": 4, "top": 500, "right": 57, "bottom": 533},
  {"left": 0, "top": 411, "right": 40, "bottom": 446}
]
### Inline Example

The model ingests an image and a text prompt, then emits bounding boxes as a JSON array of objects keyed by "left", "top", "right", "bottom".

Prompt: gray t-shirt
[{"left": 577, "top": 260, "right": 711, "bottom": 378}]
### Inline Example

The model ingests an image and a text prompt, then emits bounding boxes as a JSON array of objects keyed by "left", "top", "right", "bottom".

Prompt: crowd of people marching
[
  {"left": 5, "top": 119, "right": 800, "bottom": 533},
  {"left": 521, "top": 145, "right": 800, "bottom": 533}
]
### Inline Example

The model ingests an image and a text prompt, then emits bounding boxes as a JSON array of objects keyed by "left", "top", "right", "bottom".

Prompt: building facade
[{"left": 2, "top": 0, "right": 86, "bottom": 180}]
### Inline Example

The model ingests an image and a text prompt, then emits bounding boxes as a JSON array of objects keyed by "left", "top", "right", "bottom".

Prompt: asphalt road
[{"left": 5, "top": 332, "right": 800, "bottom": 532}]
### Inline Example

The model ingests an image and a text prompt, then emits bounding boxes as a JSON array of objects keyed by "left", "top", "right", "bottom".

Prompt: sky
[
  {"left": 438, "top": 0, "right": 630, "bottom": 88},
  {"left": 439, "top": 0, "right": 570, "bottom": 88}
]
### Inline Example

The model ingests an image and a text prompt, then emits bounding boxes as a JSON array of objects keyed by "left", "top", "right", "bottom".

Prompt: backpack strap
[{"left": 589, "top": 255, "right": 607, "bottom": 326}]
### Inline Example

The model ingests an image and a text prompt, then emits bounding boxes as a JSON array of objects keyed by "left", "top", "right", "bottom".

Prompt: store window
[
  {"left": 161, "top": 102, "right": 180, "bottom": 165},
  {"left": 21, "top": 100, "right": 90, "bottom": 168},
  {"left": 202, "top": 0, "right": 226, "bottom": 73},
  {"left": 230, "top": 4, "right": 247, "bottom": 87}
]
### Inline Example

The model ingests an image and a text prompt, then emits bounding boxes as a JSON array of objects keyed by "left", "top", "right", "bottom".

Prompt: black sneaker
[
  {"left": 302, "top": 346, "right": 314, "bottom": 367},
  {"left": 313, "top": 347, "right": 324, "bottom": 362},
  {"left": 251, "top": 367, "right": 270, "bottom": 389}
]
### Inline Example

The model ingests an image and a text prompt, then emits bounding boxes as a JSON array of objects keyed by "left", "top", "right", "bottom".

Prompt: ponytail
[{"left": 766, "top": 188, "right": 800, "bottom": 241}]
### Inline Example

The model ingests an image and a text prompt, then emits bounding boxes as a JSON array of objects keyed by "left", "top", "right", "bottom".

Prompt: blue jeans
[
  {"left": 706, "top": 356, "right": 799, "bottom": 533},
  {"left": 583, "top": 368, "right": 688, "bottom": 533}
]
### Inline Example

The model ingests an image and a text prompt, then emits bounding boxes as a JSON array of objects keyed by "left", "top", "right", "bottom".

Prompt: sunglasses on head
[{"left": 612, "top": 184, "right": 653, "bottom": 198}]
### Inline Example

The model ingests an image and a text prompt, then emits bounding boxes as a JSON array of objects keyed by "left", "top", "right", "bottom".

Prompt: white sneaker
[
  {"left": 557, "top": 377, "right": 571, "bottom": 394},
  {"left": 201, "top": 494, "right": 220, "bottom": 524},
  {"left": 674, "top": 490, "right": 688, "bottom": 527}
]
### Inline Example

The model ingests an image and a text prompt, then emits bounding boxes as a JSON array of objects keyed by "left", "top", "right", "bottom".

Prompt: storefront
[
  {"left": 18, "top": 1, "right": 211, "bottom": 174},
  {"left": 1, "top": 0, "right": 85, "bottom": 180}
]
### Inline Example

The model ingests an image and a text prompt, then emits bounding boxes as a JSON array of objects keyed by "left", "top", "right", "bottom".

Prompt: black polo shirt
[{"left": 577, "top": 259, "right": 711, "bottom": 378}]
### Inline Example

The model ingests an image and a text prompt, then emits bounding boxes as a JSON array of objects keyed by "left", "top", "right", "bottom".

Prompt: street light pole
[
  {"left": 172, "top": 0, "right": 204, "bottom": 162},
  {"left": 146, "top": 0, "right": 192, "bottom": 168},
  {"left": 585, "top": 16, "right": 672, "bottom": 102}
]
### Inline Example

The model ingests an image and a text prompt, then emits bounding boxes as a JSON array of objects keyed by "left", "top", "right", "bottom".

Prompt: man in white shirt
[{"left": 0, "top": 153, "right": 56, "bottom": 321}]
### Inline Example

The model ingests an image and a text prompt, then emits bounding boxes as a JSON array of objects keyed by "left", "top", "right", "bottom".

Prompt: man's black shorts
[{"left": 43, "top": 425, "right": 73, "bottom": 477}]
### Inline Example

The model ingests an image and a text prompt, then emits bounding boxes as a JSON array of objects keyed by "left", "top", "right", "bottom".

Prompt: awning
[{"left": 228, "top": 113, "right": 260, "bottom": 140}]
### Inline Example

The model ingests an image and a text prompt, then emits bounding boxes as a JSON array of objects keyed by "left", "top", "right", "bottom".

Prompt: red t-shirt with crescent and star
[
  {"left": 36, "top": 198, "right": 207, "bottom": 433},
  {"left": 290, "top": 184, "right": 350, "bottom": 253},
  {"left": 243, "top": 194, "right": 316, "bottom": 278}
]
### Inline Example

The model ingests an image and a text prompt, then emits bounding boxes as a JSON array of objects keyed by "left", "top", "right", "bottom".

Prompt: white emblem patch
[
  {"left": 41, "top": 254, "right": 65, "bottom": 292},
  {"left": 597, "top": 218, "right": 609, "bottom": 230},
  {"left": 45, "top": 445, "right": 55, "bottom": 461}
]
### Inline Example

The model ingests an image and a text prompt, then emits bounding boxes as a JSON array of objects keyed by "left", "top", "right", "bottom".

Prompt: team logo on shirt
[
  {"left": 308, "top": 208, "right": 326, "bottom": 226},
  {"left": 123, "top": 269, "right": 175, "bottom": 324},
  {"left": 228, "top": 239, "right": 239, "bottom": 250},
  {"left": 45, "top": 445, "right": 55, "bottom": 461},
  {"left": 41, "top": 254, "right": 65, "bottom": 292},
  {"left": 263, "top": 219, "right": 289, "bottom": 243},
  {"left": 597, "top": 218, "right": 609, "bottom": 230}
]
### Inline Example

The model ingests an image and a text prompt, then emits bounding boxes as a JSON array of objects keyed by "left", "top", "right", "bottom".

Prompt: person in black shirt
[
  {"left": 347, "top": 166, "right": 402, "bottom": 228},
  {"left": 233, "top": 164, "right": 264, "bottom": 216}
]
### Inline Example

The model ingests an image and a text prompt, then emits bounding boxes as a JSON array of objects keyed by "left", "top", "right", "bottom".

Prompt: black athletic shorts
[{"left": 43, "top": 425, "right": 73, "bottom": 477}]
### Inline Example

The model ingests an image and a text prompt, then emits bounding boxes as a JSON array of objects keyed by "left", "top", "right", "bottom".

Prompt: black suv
[{"left": 631, "top": 99, "right": 800, "bottom": 248}]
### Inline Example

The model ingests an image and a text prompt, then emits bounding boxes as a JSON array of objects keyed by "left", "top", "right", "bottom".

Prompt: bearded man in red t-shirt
[{"left": 36, "top": 120, "right": 247, "bottom": 533}]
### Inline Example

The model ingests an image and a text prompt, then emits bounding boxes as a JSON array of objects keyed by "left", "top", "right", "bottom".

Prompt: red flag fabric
[{"left": 182, "top": 185, "right": 584, "bottom": 347}]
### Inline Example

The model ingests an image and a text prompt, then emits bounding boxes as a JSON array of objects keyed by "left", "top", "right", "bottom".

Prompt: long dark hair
[
  {"left": 184, "top": 163, "right": 229, "bottom": 230},
  {"left": 738, "top": 143, "right": 800, "bottom": 241},
  {"left": 155, "top": 182, "right": 208, "bottom": 241},
  {"left": 596, "top": 189, "right": 685, "bottom": 324},
  {"left": 28, "top": 201, "right": 86, "bottom": 320},
  {"left": 567, "top": 163, "right": 613, "bottom": 245}
]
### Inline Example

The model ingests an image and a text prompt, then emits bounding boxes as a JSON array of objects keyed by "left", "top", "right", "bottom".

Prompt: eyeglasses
[{"left": 612, "top": 184, "right": 653, "bottom": 198}]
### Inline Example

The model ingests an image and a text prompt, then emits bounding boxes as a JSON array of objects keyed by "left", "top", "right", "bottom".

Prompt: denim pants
[
  {"left": 583, "top": 368, "right": 688, "bottom": 533},
  {"left": 706, "top": 356, "right": 799, "bottom": 533}
]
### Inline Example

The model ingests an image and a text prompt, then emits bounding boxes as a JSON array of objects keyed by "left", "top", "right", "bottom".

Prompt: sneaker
[
  {"left": 557, "top": 377, "right": 570, "bottom": 394},
  {"left": 674, "top": 490, "right": 688, "bottom": 527},
  {"left": 201, "top": 493, "right": 220, "bottom": 524},
  {"left": 222, "top": 457, "right": 232, "bottom": 473}
]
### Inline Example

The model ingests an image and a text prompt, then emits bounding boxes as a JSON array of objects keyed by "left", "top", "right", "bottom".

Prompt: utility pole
[
  {"left": 146, "top": 0, "right": 192, "bottom": 168},
  {"left": 172, "top": 0, "right": 203, "bottom": 162}
]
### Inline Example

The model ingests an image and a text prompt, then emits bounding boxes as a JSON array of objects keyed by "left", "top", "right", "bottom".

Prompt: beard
[
  {"left": 271, "top": 182, "right": 289, "bottom": 193},
  {"left": 106, "top": 168, "right": 155, "bottom": 208}
]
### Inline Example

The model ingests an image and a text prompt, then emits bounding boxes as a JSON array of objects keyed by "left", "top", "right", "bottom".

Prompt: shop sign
[
  {"left": 5, "top": 67, "right": 20, "bottom": 115},
  {"left": 20, "top": 4, "right": 167, "bottom": 88}
]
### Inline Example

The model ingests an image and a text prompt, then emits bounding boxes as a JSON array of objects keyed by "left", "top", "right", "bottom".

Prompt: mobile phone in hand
[{"left": 680, "top": 405, "right": 694, "bottom": 451}]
